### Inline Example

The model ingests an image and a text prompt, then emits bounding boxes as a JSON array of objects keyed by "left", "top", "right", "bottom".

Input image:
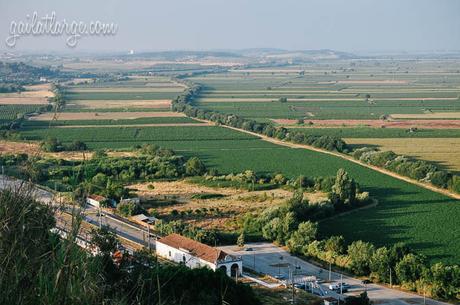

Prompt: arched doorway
[
  {"left": 230, "top": 263, "right": 239, "bottom": 277},
  {"left": 218, "top": 265, "right": 227, "bottom": 274}
]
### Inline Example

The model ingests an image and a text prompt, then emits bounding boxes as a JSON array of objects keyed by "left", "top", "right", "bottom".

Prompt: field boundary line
[{"left": 194, "top": 119, "right": 460, "bottom": 200}]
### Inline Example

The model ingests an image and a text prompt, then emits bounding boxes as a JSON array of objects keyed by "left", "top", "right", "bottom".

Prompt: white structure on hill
[{"left": 156, "top": 233, "right": 242, "bottom": 277}]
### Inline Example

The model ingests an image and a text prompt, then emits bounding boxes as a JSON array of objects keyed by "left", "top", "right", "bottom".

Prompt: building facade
[{"left": 156, "top": 233, "right": 242, "bottom": 277}]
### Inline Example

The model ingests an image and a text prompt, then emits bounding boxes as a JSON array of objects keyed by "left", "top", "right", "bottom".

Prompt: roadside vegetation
[{"left": 0, "top": 187, "right": 259, "bottom": 305}]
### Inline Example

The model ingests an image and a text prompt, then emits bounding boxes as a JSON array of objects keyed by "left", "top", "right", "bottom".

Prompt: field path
[{"left": 194, "top": 118, "right": 460, "bottom": 200}]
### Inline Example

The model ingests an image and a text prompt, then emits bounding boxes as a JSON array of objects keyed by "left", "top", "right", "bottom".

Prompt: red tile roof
[{"left": 157, "top": 233, "right": 235, "bottom": 264}]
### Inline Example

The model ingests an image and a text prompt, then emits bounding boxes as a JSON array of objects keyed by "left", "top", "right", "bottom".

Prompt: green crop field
[
  {"left": 22, "top": 116, "right": 199, "bottom": 127},
  {"left": 0, "top": 105, "right": 45, "bottom": 125},
  {"left": 190, "top": 63, "right": 460, "bottom": 121},
  {"left": 18, "top": 123, "right": 460, "bottom": 263},
  {"left": 20, "top": 125, "right": 256, "bottom": 144}
]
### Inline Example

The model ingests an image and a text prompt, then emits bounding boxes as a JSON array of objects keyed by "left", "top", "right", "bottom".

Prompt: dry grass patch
[
  {"left": 345, "top": 138, "right": 460, "bottom": 172},
  {"left": 67, "top": 99, "right": 171, "bottom": 109},
  {"left": 129, "top": 180, "right": 327, "bottom": 231},
  {"left": 0, "top": 140, "right": 136, "bottom": 160},
  {"left": 0, "top": 83, "right": 53, "bottom": 105}
]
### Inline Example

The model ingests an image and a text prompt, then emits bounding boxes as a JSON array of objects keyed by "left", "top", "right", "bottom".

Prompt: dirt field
[
  {"left": 390, "top": 112, "right": 460, "bottom": 119},
  {"left": 129, "top": 180, "right": 327, "bottom": 230},
  {"left": 0, "top": 83, "right": 53, "bottom": 105},
  {"left": 272, "top": 119, "right": 460, "bottom": 129},
  {"left": 68, "top": 87, "right": 184, "bottom": 93},
  {"left": 29, "top": 111, "right": 185, "bottom": 121},
  {"left": 0, "top": 140, "right": 136, "bottom": 160},
  {"left": 67, "top": 99, "right": 171, "bottom": 109},
  {"left": 345, "top": 138, "right": 460, "bottom": 172},
  {"left": 336, "top": 80, "right": 410, "bottom": 84}
]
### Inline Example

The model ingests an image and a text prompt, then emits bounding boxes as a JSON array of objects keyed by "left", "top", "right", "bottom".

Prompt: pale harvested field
[
  {"left": 68, "top": 87, "right": 184, "bottom": 93},
  {"left": 390, "top": 112, "right": 460, "bottom": 119},
  {"left": 29, "top": 111, "right": 185, "bottom": 121},
  {"left": 345, "top": 138, "right": 460, "bottom": 172},
  {"left": 0, "top": 83, "right": 53, "bottom": 105},
  {"left": 336, "top": 80, "right": 410, "bottom": 84},
  {"left": 67, "top": 99, "right": 171, "bottom": 109},
  {"left": 129, "top": 180, "right": 327, "bottom": 230},
  {"left": 272, "top": 119, "right": 460, "bottom": 129}
]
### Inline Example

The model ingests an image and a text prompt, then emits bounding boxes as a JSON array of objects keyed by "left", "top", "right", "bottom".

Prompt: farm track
[{"left": 194, "top": 119, "right": 460, "bottom": 200}]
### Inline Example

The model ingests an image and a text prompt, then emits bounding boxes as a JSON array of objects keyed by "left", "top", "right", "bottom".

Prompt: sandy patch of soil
[
  {"left": 0, "top": 83, "right": 54, "bottom": 105},
  {"left": 68, "top": 99, "right": 171, "bottom": 109},
  {"left": 336, "top": 80, "right": 409, "bottom": 84}
]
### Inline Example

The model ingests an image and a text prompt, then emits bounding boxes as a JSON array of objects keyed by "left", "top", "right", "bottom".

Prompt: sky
[{"left": 1, "top": 0, "right": 460, "bottom": 53}]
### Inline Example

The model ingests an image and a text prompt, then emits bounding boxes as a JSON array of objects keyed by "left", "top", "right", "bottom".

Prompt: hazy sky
[{"left": 1, "top": 0, "right": 460, "bottom": 53}]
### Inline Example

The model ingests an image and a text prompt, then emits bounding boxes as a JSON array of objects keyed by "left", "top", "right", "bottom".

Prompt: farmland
[
  {"left": 16, "top": 120, "right": 460, "bottom": 263},
  {"left": 63, "top": 76, "right": 184, "bottom": 111},
  {"left": 0, "top": 104, "right": 47, "bottom": 125},
  {"left": 8, "top": 60, "right": 460, "bottom": 266}
]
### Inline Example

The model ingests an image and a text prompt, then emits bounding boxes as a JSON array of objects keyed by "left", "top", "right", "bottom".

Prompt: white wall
[
  {"left": 156, "top": 241, "right": 243, "bottom": 277},
  {"left": 156, "top": 241, "right": 216, "bottom": 270},
  {"left": 86, "top": 198, "right": 100, "bottom": 208}
]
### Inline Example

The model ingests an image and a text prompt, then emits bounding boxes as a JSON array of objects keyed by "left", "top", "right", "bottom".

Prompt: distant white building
[
  {"left": 119, "top": 197, "right": 140, "bottom": 205},
  {"left": 156, "top": 233, "right": 242, "bottom": 278},
  {"left": 131, "top": 213, "right": 158, "bottom": 225}
]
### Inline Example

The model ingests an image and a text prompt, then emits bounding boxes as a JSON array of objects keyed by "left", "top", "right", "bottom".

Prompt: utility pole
[
  {"left": 253, "top": 254, "right": 256, "bottom": 270},
  {"left": 147, "top": 221, "right": 152, "bottom": 252},
  {"left": 340, "top": 274, "right": 343, "bottom": 296},
  {"left": 98, "top": 205, "right": 102, "bottom": 228},
  {"left": 329, "top": 261, "right": 332, "bottom": 282},
  {"left": 389, "top": 268, "right": 392, "bottom": 288},
  {"left": 156, "top": 256, "right": 161, "bottom": 305}
]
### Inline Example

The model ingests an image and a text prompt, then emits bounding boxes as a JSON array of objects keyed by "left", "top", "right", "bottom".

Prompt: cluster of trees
[
  {"left": 0, "top": 145, "right": 207, "bottom": 201},
  {"left": 0, "top": 83, "right": 24, "bottom": 93},
  {"left": 171, "top": 79, "right": 348, "bottom": 152},
  {"left": 155, "top": 219, "right": 219, "bottom": 246},
  {"left": 353, "top": 147, "right": 460, "bottom": 194},
  {"left": 304, "top": 236, "right": 460, "bottom": 301},
  {"left": 240, "top": 169, "right": 370, "bottom": 245},
  {"left": 0, "top": 61, "right": 62, "bottom": 84},
  {"left": 48, "top": 83, "right": 66, "bottom": 110},
  {"left": 40, "top": 137, "right": 87, "bottom": 152},
  {"left": 0, "top": 188, "right": 260, "bottom": 305}
]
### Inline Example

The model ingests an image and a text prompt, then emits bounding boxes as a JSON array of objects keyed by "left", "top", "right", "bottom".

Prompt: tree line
[
  {"left": 353, "top": 147, "right": 460, "bottom": 195},
  {"left": 171, "top": 77, "right": 348, "bottom": 152}
]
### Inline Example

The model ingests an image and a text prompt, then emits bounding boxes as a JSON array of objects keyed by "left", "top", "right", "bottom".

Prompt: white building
[
  {"left": 86, "top": 194, "right": 107, "bottom": 208},
  {"left": 156, "top": 233, "right": 242, "bottom": 278}
]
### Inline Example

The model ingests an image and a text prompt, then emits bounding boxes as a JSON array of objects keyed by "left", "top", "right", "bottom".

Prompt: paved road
[
  {"left": 0, "top": 175, "right": 155, "bottom": 249},
  {"left": 219, "top": 243, "right": 451, "bottom": 305}
]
